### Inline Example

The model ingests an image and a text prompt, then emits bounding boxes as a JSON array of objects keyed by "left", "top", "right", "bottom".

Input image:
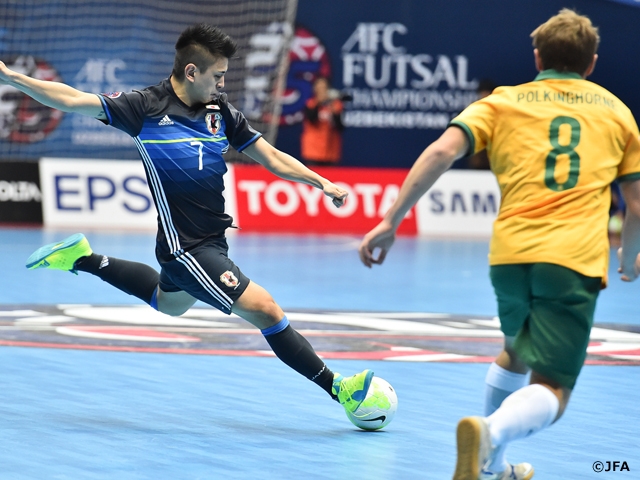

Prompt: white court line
[
  {"left": 0, "top": 310, "right": 45, "bottom": 317},
  {"left": 15, "top": 315, "right": 75, "bottom": 324}
]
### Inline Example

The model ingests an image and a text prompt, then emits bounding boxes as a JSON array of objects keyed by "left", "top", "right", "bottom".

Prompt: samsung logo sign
[
  {"left": 415, "top": 171, "right": 499, "bottom": 236},
  {"left": 428, "top": 190, "right": 497, "bottom": 214}
]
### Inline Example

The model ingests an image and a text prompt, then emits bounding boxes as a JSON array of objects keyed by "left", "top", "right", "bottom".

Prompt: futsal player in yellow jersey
[
  {"left": 457, "top": 71, "right": 640, "bottom": 281},
  {"left": 359, "top": 9, "right": 640, "bottom": 480}
]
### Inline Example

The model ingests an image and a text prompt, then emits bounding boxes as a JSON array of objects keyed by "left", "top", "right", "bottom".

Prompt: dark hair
[{"left": 172, "top": 24, "right": 238, "bottom": 80}]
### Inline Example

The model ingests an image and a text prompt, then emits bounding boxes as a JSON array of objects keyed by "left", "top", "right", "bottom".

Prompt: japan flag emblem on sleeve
[
  {"left": 206, "top": 112, "right": 222, "bottom": 135},
  {"left": 220, "top": 271, "right": 239, "bottom": 288}
]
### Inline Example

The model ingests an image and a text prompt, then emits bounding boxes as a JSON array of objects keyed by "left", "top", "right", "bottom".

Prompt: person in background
[
  {"left": 358, "top": 9, "right": 640, "bottom": 480},
  {"left": 300, "top": 76, "right": 344, "bottom": 166}
]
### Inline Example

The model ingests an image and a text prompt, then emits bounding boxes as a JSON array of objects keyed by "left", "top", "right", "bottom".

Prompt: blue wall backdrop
[
  {"left": 275, "top": 0, "right": 640, "bottom": 168},
  {"left": 0, "top": 0, "right": 292, "bottom": 161},
  {"left": 0, "top": 1, "right": 637, "bottom": 168}
]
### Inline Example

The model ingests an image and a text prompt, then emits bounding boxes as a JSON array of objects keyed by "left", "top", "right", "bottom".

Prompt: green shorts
[{"left": 490, "top": 263, "right": 601, "bottom": 389}]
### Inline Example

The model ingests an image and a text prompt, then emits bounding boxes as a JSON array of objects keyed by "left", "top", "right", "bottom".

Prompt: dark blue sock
[
  {"left": 262, "top": 316, "right": 335, "bottom": 397},
  {"left": 75, "top": 253, "right": 159, "bottom": 306}
]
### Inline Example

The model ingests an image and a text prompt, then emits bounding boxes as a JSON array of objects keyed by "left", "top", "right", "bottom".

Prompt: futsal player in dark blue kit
[{"left": 2, "top": 24, "right": 373, "bottom": 416}]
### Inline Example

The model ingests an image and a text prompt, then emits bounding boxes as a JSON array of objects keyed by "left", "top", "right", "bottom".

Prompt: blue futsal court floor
[{"left": 1, "top": 228, "right": 639, "bottom": 479}]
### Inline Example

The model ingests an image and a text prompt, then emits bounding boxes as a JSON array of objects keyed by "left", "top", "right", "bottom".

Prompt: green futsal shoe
[
  {"left": 332, "top": 369, "right": 374, "bottom": 413},
  {"left": 25, "top": 233, "right": 93, "bottom": 275}
]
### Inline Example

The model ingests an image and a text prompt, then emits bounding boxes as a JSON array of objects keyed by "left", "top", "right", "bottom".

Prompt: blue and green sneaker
[
  {"left": 332, "top": 369, "right": 374, "bottom": 413},
  {"left": 25, "top": 233, "right": 92, "bottom": 275}
]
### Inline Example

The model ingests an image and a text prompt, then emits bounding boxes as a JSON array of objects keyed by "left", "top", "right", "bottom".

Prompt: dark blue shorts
[{"left": 158, "top": 236, "right": 250, "bottom": 314}]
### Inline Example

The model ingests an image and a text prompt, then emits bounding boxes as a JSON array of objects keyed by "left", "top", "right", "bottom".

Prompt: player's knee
[
  {"left": 238, "top": 283, "right": 283, "bottom": 318},
  {"left": 260, "top": 295, "right": 281, "bottom": 317},
  {"left": 158, "top": 303, "right": 190, "bottom": 317},
  {"left": 248, "top": 296, "right": 282, "bottom": 323},
  {"left": 155, "top": 290, "right": 196, "bottom": 316},
  {"left": 233, "top": 285, "right": 284, "bottom": 328}
]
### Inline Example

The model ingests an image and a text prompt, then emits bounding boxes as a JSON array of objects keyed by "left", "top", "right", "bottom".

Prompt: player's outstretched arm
[
  {"left": 618, "top": 179, "right": 640, "bottom": 281},
  {"left": 242, "top": 137, "right": 348, "bottom": 208},
  {"left": 359, "top": 127, "right": 469, "bottom": 268},
  {"left": 0, "top": 60, "right": 105, "bottom": 119}
]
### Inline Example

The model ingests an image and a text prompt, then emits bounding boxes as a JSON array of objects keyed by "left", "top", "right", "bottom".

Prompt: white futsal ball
[{"left": 346, "top": 376, "right": 398, "bottom": 431}]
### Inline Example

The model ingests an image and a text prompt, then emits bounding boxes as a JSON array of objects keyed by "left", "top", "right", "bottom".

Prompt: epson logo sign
[{"left": 39, "top": 158, "right": 157, "bottom": 229}]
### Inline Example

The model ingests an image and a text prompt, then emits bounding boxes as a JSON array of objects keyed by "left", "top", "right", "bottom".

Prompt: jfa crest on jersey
[{"left": 206, "top": 112, "right": 222, "bottom": 135}]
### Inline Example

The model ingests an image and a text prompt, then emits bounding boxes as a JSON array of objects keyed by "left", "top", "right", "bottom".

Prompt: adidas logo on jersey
[{"left": 158, "top": 115, "right": 174, "bottom": 126}]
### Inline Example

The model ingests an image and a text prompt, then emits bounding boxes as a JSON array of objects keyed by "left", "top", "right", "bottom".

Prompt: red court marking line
[
  {"left": 293, "top": 332, "right": 504, "bottom": 342},
  {"left": 0, "top": 324, "right": 504, "bottom": 342},
  {"left": 1, "top": 340, "right": 638, "bottom": 364},
  {"left": 590, "top": 349, "right": 640, "bottom": 356},
  {"left": 316, "top": 350, "right": 458, "bottom": 360},
  {"left": 117, "top": 328, "right": 507, "bottom": 343},
  {"left": 0, "top": 340, "right": 494, "bottom": 361},
  {"left": 318, "top": 351, "right": 496, "bottom": 362},
  {"left": 0, "top": 340, "right": 274, "bottom": 356},
  {"left": 585, "top": 359, "right": 640, "bottom": 365},
  {"left": 444, "top": 356, "right": 497, "bottom": 363},
  {"left": 57, "top": 326, "right": 201, "bottom": 341}
]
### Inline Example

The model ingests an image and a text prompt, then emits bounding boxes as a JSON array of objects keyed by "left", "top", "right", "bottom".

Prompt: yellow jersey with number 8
[{"left": 450, "top": 70, "right": 640, "bottom": 281}]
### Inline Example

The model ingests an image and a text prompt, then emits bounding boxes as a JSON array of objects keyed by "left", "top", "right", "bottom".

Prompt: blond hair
[{"left": 531, "top": 9, "right": 600, "bottom": 75}]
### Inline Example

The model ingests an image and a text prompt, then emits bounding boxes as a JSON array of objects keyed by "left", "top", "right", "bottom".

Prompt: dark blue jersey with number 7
[{"left": 98, "top": 78, "right": 261, "bottom": 260}]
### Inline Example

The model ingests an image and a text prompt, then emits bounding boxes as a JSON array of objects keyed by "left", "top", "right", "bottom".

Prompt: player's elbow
[
  {"left": 425, "top": 128, "right": 468, "bottom": 170},
  {"left": 62, "top": 91, "right": 102, "bottom": 116},
  {"left": 427, "top": 144, "right": 458, "bottom": 171}
]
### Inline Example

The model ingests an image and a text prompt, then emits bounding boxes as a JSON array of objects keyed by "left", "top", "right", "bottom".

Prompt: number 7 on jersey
[{"left": 191, "top": 141, "right": 204, "bottom": 170}]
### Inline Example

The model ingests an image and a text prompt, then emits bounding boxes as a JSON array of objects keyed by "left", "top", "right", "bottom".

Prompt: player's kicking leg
[
  {"left": 232, "top": 280, "right": 374, "bottom": 413},
  {"left": 26, "top": 232, "right": 161, "bottom": 306},
  {"left": 26, "top": 232, "right": 374, "bottom": 415}
]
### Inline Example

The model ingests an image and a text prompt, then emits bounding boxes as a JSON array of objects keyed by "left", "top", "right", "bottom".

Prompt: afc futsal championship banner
[
  {"left": 1, "top": 1, "right": 637, "bottom": 169},
  {"left": 275, "top": 3, "right": 480, "bottom": 168},
  {"left": 276, "top": 0, "right": 640, "bottom": 168}
]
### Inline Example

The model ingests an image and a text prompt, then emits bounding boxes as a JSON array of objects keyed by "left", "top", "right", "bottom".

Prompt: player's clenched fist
[{"left": 323, "top": 183, "right": 348, "bottom": 208}]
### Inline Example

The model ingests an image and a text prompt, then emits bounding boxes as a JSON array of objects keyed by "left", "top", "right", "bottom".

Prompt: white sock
[
  {"left": 488, "top": 384, "right": 559, "bottom": 448},
  {"left": 484, "top": 363, "right": 528, "bottom": 415},
  {"left": 483, "top": 363, "right": 527, "bottom": 472}
]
